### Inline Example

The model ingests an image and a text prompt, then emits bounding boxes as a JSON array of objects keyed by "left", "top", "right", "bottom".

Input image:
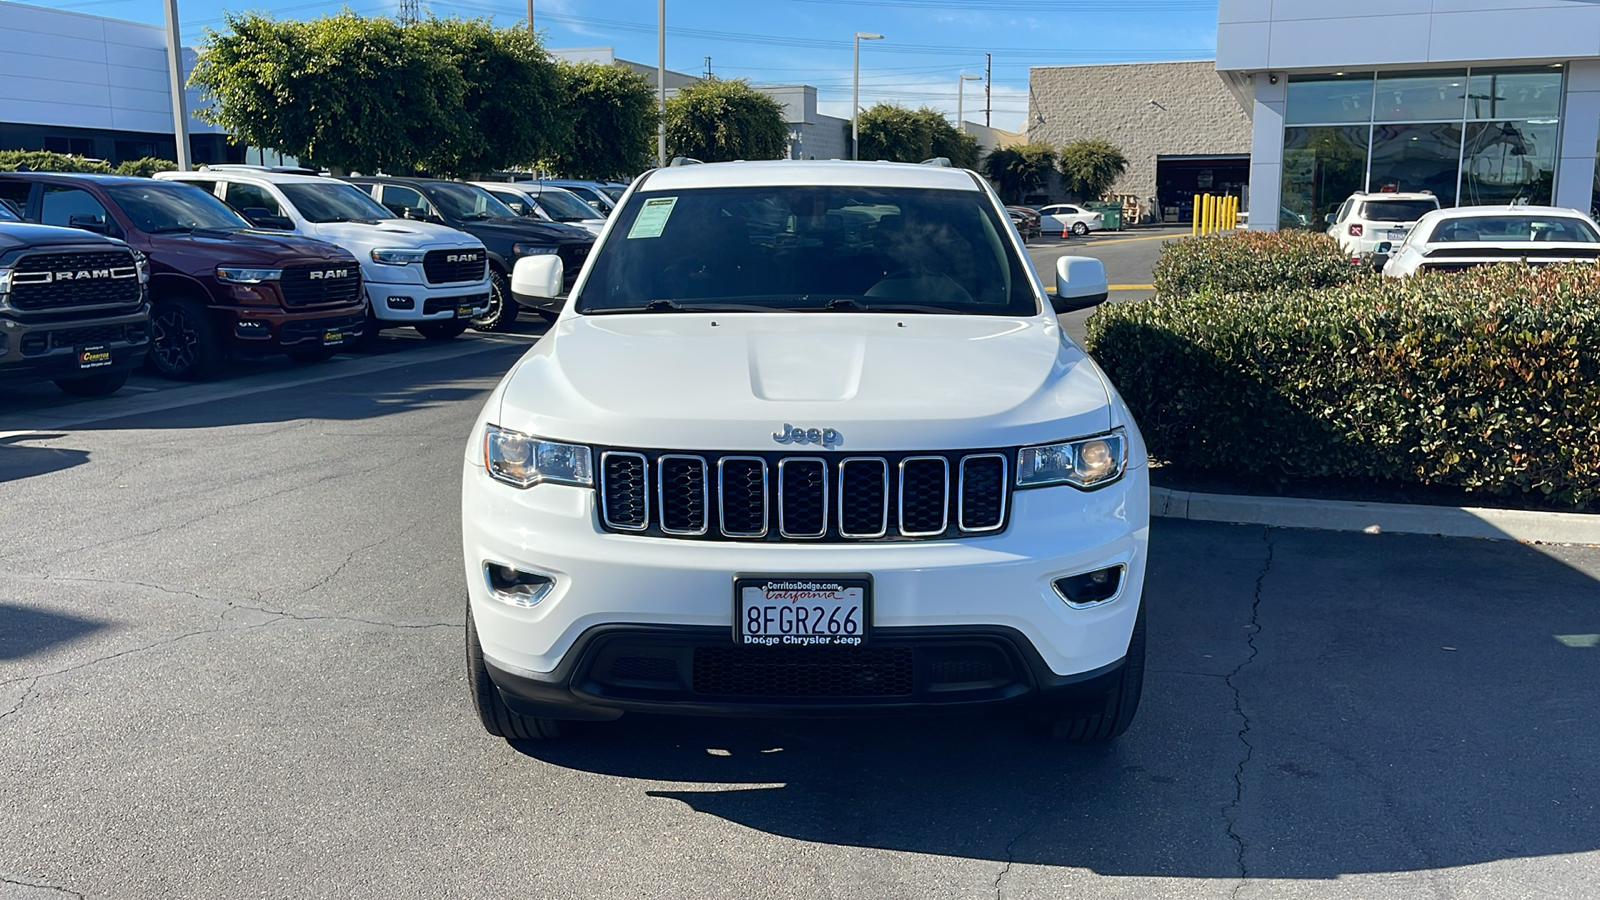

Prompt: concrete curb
[{"left": 1152, "top": 487, "right": 1600, "bottom": 545}]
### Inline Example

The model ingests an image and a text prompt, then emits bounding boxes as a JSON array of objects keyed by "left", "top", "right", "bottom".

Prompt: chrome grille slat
[
  {"left": 599, "top": 451, "right": 649, "bottom": 532},
  {"left": 657, "top": 454, "right": 709, "bottom": 535},
  {"left": 958, "top": 454, "right": 1008, "bottom": 533},
  {"left": 837, "top": 457, "right": 889, "bottom": 539},
  {"left": 777, "top": 457, "right": 828, "bottom": 539},
  {"left": 717, "top": 457, "right": 769, "bottom": 537},
  {"left": 898, "top": 456, "right": 950, "bottom": 537}
]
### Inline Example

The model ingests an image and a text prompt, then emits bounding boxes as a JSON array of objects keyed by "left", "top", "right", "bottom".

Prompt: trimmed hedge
[
  {"left": 113, "top": 157, "right": 178, "bottom": 178},
  {"left": 1087, "top": 263, "right": 1600, "bottom": 509},
  {"left": 1152, "top": 229, "right": 1367, "bottom": 297},
  {"left": 0, "top": 151, "right": 176, "bottom": 177}
]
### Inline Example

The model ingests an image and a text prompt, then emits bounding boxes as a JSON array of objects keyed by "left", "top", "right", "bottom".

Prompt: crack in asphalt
[
  {"left": 0, "top": 873, "right": 85, "bottom": 899},
  {"left": 1223, "top": 526, "right": 1274, "bottom": 896},
  {"left": 294, "top": 527, "right": 407, "bottom": 598}
]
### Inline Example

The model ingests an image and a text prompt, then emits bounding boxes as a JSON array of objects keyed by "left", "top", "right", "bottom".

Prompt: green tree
[
  {"left": 856, "top": 104, "right": 979, "bottom": 168},
  {"left": 1057, "top": 139, "right": 1128, "bottom": 201},
  {"left": 543, "top": 62, "right": 657, "bottom": 180},
  {"left": 665, "top": 79, "right": 788, "bottom": 162},
  {"left": 982, "top": 142, "right": 1056, "bottom": 204}
]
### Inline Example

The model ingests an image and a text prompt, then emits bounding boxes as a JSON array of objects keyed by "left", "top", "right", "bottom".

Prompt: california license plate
[
  {"left": 735, "top": 576, "right": 870, "bottom": 647},
  {"left": 77, "top": 344, "right": 112, "bottom": 369},
  {"left": 456, "top": 304, "right": 474, "bottom": 318},
  {"left": 322, "top": 330, "right": 342, "bottom": 346}
]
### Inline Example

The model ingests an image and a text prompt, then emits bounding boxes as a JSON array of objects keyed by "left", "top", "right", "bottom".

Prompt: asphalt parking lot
[{"left": 2, "top": 330, "right": 1597, "bottom": 899}]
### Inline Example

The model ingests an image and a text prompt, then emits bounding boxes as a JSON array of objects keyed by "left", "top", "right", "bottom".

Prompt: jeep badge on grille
[{"left": 773, "top": 424, "right": 841, "bottom": 448}]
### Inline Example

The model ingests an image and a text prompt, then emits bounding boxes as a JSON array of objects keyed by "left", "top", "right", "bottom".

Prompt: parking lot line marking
[{"left": 0, "top": 334, "right": 537, "bottom": 437}]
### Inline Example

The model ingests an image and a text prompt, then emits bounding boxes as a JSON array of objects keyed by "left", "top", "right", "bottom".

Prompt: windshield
[
  {"left": 105, "top": 182, "right": 250, "bottom": 233},
  {"left": 575, "top": 185, "right": 1038, "bottom": 316},
  {"left": 1363, "top": 200, "right": 1438, "bottom": 222},
  {"left": 535, "top": 189, "right": 603, "bottom": 221},
  {"left": 423, "top": 182, "right": 517, "bottom": 221},
  {"left": 554, "top": 184, "right": 611, "bottom": 210},
  {"left": 600, "top": 185, "right": 626, "bottom": 203},
  {"left": 1428, "top": 215, "right": 1600, "bottom": 243},
  {"left": 280, "top": 182, "right": 394, "bottom": 223}
]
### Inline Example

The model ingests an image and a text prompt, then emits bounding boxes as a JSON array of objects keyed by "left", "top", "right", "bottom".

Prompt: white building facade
[{"left": 1218, "top": 0, "right": 1600, "bottom": 229}]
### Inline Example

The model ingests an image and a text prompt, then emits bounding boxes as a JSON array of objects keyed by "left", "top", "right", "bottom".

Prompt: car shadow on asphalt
[
  {"left": 0, "top": 602, "right": 108, "bottom": 660},
  {"left": 509, "top": 520, "right": 1600, "bottom": 881},
  {"left": 0, "top": 434, "right": 89, "bottom": 483}
]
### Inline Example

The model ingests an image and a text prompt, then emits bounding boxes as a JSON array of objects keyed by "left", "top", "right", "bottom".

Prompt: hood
[
  {"left": 0, "top": 222, "right": 126, "bottom": 253},
  {"left": 309, "top": 219, "right": 482, "bottom": 251},
  {"left": 145, "top": 228, "right": 356, "bottom": 267},
  {"left": 470, "top": 218, "right": 593, "bottom": 243},
  {"left": 496, "top": 313, "right": 1112, "bottom": 451}
]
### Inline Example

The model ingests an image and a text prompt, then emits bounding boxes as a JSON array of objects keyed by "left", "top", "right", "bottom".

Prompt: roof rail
[
  {"left": 668, "top": 157, "right": 704, "bottom": 167},
  {"left": 920, "top": 157, "right": 952, "bottom": 167}
]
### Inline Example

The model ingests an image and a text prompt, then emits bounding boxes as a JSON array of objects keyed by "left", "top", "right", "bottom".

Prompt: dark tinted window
[
  {"left": 0, "top": 198, "right": 19, "bottom": 221},
  {"left": 280, "top": 183, "right": 393, "bottom": 223},
  {"left": 104, "top": 182, "right": 249, "bottom": 233},
  {"left": 0, "top": 180, "right": 32, "bottom": 212},
  {"left": 577, "top": 185, "right": 1036, "bottom": 317},
  {"left": 223, "top": 182, "right": 281, "bottom": 216},
  {"left": 420, "top": 182, "right": 516, "bottom": 221},
  {"left": 40, "top": 186, "right": 112, "bottom": 233},
  {"left": 1428, "top": 215, "right": 1599, "bottom": 243},
  {"left": 1362, "top": 199, "right": 1439, "bottom": 221}
]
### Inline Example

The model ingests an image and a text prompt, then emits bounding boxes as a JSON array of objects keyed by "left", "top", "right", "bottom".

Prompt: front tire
[
  {"left": 54, "top": 369, "right": 130, "bottom": 397},
  {"left": 1071, "top": 222, "right": 1090, "bottom": 236},
  {"left": 1046, "top": 601, "right": 1145, "bottom": 743},
  {"left": 416, "top": 319, "right": 469, "bottom": 340},
  {"left": 149, "top": 296, "right": 223, "bottom": 381},
  {"left": 472, "top": 269, "right": 519, "bottom": 333},
  {"left": 467, "top": 605, "right": 563, "bottom": 740}
]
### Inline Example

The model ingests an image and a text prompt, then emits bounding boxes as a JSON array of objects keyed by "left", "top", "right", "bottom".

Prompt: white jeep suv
[
  {"left": 156, "top": 167, "right": 492, "bottom": 340},
  {"left": 461, "top": 160, "right": 1150, "bottom": 742},
  {"left": 1325, "top": 191, "right": 1440, "bottom": 261}
]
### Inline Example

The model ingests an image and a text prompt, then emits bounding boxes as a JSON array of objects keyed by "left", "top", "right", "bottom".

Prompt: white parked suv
[
  {"left": 461, "top": 159, "right": 1151, "bottom": 743},
  {"left": 156, "top": 167, "right": 492, "bottom": 340},
  {"left": 1325, "top": 191, "right": 1440, "bottom": 261}
]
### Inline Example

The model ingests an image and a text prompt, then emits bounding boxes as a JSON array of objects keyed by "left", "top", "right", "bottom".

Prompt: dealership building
[{"left": 1218, "top": 0, "right": 1600, "bottom": 229}]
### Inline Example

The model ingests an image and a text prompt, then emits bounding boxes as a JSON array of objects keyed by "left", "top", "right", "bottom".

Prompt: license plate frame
[
  {"left": 321, "top": 329, "right": 343, "bottom": 346},
  {"left": 76, "top": 344, "right": 113, "bottom": 370},
  {"left": 734, "top": 575, "right": 871, "bottom": 648},
  {"left": 456, "top": 304, "right": 475, "bottom": 319}
]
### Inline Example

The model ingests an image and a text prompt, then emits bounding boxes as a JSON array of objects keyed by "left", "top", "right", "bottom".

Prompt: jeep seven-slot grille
[
  {"left": 597, "top": 448, "right": 1011, "bottom": 542},
  {"left": 422, "top": 249, "right": 487, "bottom": 284},
  {"left": 9, "top": 250, "right": 141, "bottom": 311},
  {"left": 279, "top": 264, "right": 362, "bottom": 307}
]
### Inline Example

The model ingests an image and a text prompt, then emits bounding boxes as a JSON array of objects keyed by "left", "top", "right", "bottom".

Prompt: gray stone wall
[{"left": 1028, "top": 60, "right": 1251, "bottom": 207}]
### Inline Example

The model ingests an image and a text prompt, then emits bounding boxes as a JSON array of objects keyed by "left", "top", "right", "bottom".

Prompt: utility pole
[
  {"left": 657, "top": 0, "right": 666, "bottom": 167},
  {"left": 704, "top": 56, "right": 712, "bottom": 79},
  {"left": 985, "top": 52, "right": 992, "bottom": 128},
  {"left": 397, "top": 0, "right": 420, "bottom": 25},
  {"left": 527, "top": 0, "right": 533, "bottom": 35},
  {"left": 852, "top": 32, "right": 884, "bottom": 161},
  {"left": 163, "top": 0, "right": 190, "bottom": 171}
]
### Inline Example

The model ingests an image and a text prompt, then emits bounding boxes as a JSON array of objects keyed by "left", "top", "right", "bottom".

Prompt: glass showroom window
[
  {"left": 1369, "top": 122, "right": 1464, "bottom": 206},
  {"left": 1282, "top": 126, "right": 1369, "bottom": 227},
  {"left": 1460, "top": 67, "right": 1564, "bottom": 206}
]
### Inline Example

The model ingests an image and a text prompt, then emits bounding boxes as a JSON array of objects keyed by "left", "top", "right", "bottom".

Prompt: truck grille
[
  {"left": 422, "top": 249, "right": 487, "bottom": 284},
  {"left": 9, "top": 250, "right": 141, "bottom": 312},
  {"left": 279, "top": 264, "right": 362, "bottom": 307},
  {"left": 556, "top": 243, "right": 590, "bottom": 288},
  {"left": 597, "top": 448, "right": 1012, "bottom": 542}
]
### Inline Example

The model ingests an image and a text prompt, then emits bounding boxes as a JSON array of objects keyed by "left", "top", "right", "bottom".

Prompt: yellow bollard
[
  {"left": 1192, "top": 194, "right": 1200, "bottom": 236},
  {"left": 1205, "top": 194, "right": 1216, "bottom": 235},
  {"left": 1201, "top": 194, "right": 1211, "bottom": 235},
  {"left": 1226, "top": 195, "right": 1236, "bottom": 230}
]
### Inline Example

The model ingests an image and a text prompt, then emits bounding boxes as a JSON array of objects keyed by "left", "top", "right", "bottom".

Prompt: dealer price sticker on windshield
[{"left": 736, "top": 576, "right": 870, "bottom": 647}]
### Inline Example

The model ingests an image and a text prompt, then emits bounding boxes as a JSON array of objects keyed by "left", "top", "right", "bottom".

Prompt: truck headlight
[
  {"left": 215, "top": 267, "right": 282, "bottom": 284},
  {"left": 512, "top": 243, "right": 557, "bottom": 257},
  {"left": 0, "top": 267, "right": 10, "bottom": 296},
  {"left": 370, "top": 248, "right": 427, "bottom": 265},
  {"left": 1017, "top": 428, "right": 1127, "bottom": 489},
  {"left": 484, "top": 425, "right": 592, "bottom": 488},
  {"left": 133, "top": 251, "right": 150, "bottom": 284}
]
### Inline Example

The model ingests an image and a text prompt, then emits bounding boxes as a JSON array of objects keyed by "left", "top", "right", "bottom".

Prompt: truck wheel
[
  {"left": 1071, "top": 222, "right": 1090, "bottom": 236},
  {"left": 1045, "top": 601, "right": 1145, "bottom": 744},
  {"left": 467, "top": 605, "right": 563, "bottom": 740},
  {"left": 287, "top": 347, "right": 339, "bottom": 363},
  {"left": 416, "top": 319, "right": 469, "bottom": 340},
  {"left": 472, "top": 270, "right": 519, "bottom": 333},
  {"left": 351, "top": 304, "right": 382, "bottom": 352},
  {"left": 149, "top": 297, "right": 223, "bottom": 381},
  {"left": 54, "top": 369, "right": 130, "bottom": 397}
]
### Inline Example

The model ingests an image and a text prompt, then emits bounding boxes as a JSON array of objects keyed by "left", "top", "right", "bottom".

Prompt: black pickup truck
[{"left": 0, "top": 200, "right": 149, "bottom": 396}]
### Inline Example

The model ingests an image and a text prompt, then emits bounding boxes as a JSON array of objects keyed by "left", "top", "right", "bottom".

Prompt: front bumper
[
  {"left": 462, "top": 460, "right": 1149, "bottom": 715},
  {"left": 365, "top": 283, "right": 492, "bottom": 323},
  {"left": 220, "top": 304, "right": 367, "bottom": 355},
  {"left": 0, "top": 304, "right": 150, "bottom": 382}
]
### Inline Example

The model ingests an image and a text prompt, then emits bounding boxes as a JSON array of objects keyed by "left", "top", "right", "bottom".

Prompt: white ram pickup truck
[
  {"left": 156, "top": 167, "right": 491, "bottom": 340},
  {"left": 462, "top": 159, "right": 1150, "bottom": 743}
]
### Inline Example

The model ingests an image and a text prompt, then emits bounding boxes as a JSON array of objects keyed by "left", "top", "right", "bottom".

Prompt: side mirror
[
  {"left": 68, "top": 214, "right": 108, "bottom": 234},
  {"left": 243, "top": 208, "right": 294, "bottom": 230},
  {"left": 511, "top": 254, "right": 565, "bottom": 302},
  {"left": 1051, "top": 256, "right": 1108, "bottom": 314},
  {"left": 1324, "top": 213, "right": 1336, "bottom": 225},
  {"left": 402, "top": 206, "right": 440, "bottom": 223}
]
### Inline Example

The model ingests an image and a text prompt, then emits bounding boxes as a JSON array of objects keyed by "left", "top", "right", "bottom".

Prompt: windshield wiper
[
  {"left": 147, "top": 226, "right": 196, "bottom": 234},
  {"left": 814, "top": 299, "right": 966, "bottom": 315},
  {"left": 585, "top": 299, "right": 783, "bottom": 314}
]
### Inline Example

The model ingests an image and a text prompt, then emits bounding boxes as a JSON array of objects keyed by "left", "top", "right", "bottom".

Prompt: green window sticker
[{"left": 627, "top": 197, "right": 678, "bottom": 239}]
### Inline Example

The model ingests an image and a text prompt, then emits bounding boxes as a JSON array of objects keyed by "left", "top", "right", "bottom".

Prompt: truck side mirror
[
  {"left": 512, "top": 254, "right": 565, "bottom": 302},
  {"left": 1050, "top": 256, "right": 1109, "bottom": 314},
  {"left": 242, "top": 208, "right": 294, "bottom": 230},
  {"left": 68, "top": 214, "right": 108, "bottom": 234}
]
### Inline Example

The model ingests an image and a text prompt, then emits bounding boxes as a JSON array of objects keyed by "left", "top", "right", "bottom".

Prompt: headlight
[
  {"left": 484, "top": 425, "right": 592, "bottom": 489},
  {"left": 132, "top": 251, "right": 150, "bottom": 284},
  {"left": 0, "top": 267, "right": 10, "bottom": 295},
  {"left": 215, "top": 267, "right": 282, "bottom": 284},
  {"left": 512, "top": 243, "right": 558, "bottom": 257},
  {"left": 1017, "top": 428, "right": 1127, "bottom": 490},
  {"left": 370, "top": 248, "right": 427, "bottom": 265}
]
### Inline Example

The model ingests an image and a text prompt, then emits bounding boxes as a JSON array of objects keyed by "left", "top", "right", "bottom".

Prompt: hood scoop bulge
[{"left": 746, "top": 332, "right": 866, "bottom": 402}]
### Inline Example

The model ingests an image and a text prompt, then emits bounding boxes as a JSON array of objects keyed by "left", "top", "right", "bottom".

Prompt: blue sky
[{"left": 40, "top": 0, "right": 1219, "bottom": 133}]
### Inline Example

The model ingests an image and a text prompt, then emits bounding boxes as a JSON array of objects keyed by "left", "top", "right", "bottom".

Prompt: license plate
[
  {"left": 77, "top": 344, "right": 112, "bottom": 370},
  {"left": 735, "top": 576, "right": 870, "bottom": 647},
  {"left": 456, "top": 304, "right": 474, "bottom": 318},
  {"left": 322, "top": 330, "right": 343, "bottom": 346}
]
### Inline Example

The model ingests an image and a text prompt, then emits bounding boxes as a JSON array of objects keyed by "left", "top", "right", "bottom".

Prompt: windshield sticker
[{"left": 627, "top": 197, "right": 678, "bottom": 239}]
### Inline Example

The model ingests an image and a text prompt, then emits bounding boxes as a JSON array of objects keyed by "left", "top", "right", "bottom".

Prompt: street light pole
[
  {"left": 657, "top": 0, "right": 666, "bottom": 167},
  {"left": 957, "top": 73, "right": 981, "bottom": 134},
  {"left": 851, "top": 32, "right": 883, "bottom": 161},
  {"left": 163, "top": 0, "right": 190, "bottom": 171}
]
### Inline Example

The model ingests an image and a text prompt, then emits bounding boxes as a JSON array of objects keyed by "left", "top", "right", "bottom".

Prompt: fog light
[
  {"left": 20, "top": 333, "right": 47, "bottom": 356},
  {"left": 1052, "top": 565, "right": 1125, "bottom": 609},
  {"left": 234, "top": 319, "right": 271, "bottom": 339},
  {"left": 126, "top": 325, "right": 148, "bottom": 344},
  {"left": 484, "top": 563, "right": 555, "bottom": 608},
  {"left": 386, "top": 296, "right": 415, "bottom": 310}
]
